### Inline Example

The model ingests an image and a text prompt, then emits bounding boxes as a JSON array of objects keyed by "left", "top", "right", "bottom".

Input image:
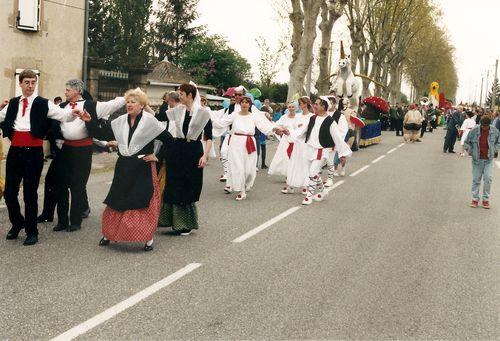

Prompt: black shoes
[
  {"left": 261, "top": 165, "right": 268, "bottom": 169},
  {"left": 68, "top": 225, "right": 81, "bottom": 232},
  {"left": 99, "top": 237, "right": 110, "bottom": 246},
  {"left": 37, "top": 214, "right": 54, "bottom": 223},
  {"left": 144, "top": 242, "right": 154, "bottom": 252},
  {"left": 81, "top": 208, "right": 91, "bottom": 219},
  {"left": 53, "top": 224, "right": 68, "bottom": 232},
  {"left": 6, "top": 227, "right": 21, "bottom": 240},
  {"left": 23, "top": 235, "right": 38, "bottom": 246}
]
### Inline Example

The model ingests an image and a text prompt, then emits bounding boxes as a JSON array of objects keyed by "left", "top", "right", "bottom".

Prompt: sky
[{"left": 195, "top": 0, "right": 500, "bottom": 103}]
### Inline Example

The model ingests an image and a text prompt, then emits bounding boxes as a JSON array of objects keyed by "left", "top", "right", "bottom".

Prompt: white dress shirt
[
  {"left": 59, "top": 97, "right": 125, "bottom": 140},
  {"left": 0, "top": 94, "right": 75, "bottom": 130}
]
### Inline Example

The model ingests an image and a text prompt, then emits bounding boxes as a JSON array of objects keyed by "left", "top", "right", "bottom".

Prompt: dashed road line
[
  {"left": 324, "top": 180, "right": 345, "bottom": 194},
  {"left": 50, "top": 263, "right": 202, "bottom": 341},
  {"left": 350, "top": 165, "right": 370, "bottom": 177},
  {"left": 232, "top": 207, "right": 301, "bottom": 243},
  {"left": 496, "top": 161, "right": 500, "bottom": 170},
  {"left": 372, "top": 155, "right": 386, "bottom": 164},
  {"left": 387, "top": 147, "right": 398, "bottom": 154},
  {"left": 398, "top": 143, "right": 406, "bottom": 148}
]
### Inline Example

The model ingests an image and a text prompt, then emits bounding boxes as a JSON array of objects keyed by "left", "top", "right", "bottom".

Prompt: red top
[{"left": 479, "top": 126, "right": 489, "bottom": 160}]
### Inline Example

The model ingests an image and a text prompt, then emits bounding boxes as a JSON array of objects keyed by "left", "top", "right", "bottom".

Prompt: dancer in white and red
[
  {"left": 291, "top": 97, "right": 352, "bottom": 205},
  {"left": 324, "top": 96, "right": 349, "bottom": 187},
  {"left": 282, "top": 96, "right": 315, "bottom": 194},
  {"left": 212, "top": 96, "right": 285, "bottom": 201},
  {"left": 268, "top": 101, "right": 300, "bottom": 177}
]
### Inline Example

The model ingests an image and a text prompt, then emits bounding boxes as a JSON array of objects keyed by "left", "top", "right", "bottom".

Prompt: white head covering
[
  {"left": 167, "top": 81, "right": 211, "bottom": 141},
  {"left": 234, "top": 85, "right": 247, "bottom": 93}
]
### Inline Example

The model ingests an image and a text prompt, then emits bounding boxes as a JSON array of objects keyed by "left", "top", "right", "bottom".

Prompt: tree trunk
[
  {"left": 315, "top": 0, "right": 346, "bottom": 95},
  {"left": 287, "top": 0, "right": 322, "bottom": 101}
]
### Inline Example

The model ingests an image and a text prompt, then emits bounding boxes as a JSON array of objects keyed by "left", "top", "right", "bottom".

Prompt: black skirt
[
  {"left": 104, "top": 155, "right": 154, "bottom": 212},
  {"left": 404, "top": 123, "right": 421, "bottom": 131},
  {"left": 163, "top": 138, "right": 204, "bottom": 205}
]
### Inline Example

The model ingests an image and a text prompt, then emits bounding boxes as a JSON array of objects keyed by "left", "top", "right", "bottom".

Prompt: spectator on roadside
[
  {"left": 272, "top": 105, "right": 283, "bottom": 122},
  {"left": 443, "top": 106, "right": 462, "bottom": 153},
  {"left": 464, "top": 114, "right": 500, "bottom": 209}
]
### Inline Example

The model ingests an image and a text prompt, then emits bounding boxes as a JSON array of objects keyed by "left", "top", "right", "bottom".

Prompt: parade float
[{"left": 359, "top": 96, "right": 389, "bottom": 147}]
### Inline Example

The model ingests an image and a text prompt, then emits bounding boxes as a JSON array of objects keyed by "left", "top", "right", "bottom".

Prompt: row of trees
[
  {"left": 283, "top": 0, "right": 458, "bottom": 103},
  {"left": 88, "top": 0, "right": 251, "bottom": 90}
]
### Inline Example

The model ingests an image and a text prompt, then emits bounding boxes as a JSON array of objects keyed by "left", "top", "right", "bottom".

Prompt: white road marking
[
  {"left": 398, "top": 143, "right": 405, "bottom": 148},
  {"left": 232, "top": 207, "right": 301, "bottom": 243},
  {"left": 387, "top": 148, "right": 398, "bottom": 154},
  {"left": 324, "top": 180, "right": 345, "bottom": 194},
  {"left": 349, "top": 165, "right": 370, "bottom": 177},
  {"left": 496, "top": 161, "right": 500, "bottom": 169},
  {"left": 50, "top": 263, "right": 202, "bottom": 341},
  {"left": 372, "top": 155, "right": 386, "bottom": 164}
]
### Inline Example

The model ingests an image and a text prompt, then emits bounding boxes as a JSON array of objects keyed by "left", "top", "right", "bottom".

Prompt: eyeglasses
[{"left": 234, "top": 93, "right": 243, "bottom": 97}]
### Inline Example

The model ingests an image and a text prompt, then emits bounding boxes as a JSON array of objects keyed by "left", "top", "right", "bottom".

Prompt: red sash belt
[
  {"left": 234, "top": 133, "right": 256, "bottom": 154},
  {"left": 11, "top": 131, "right": 43, "bottom": 147},
  {"left": 316, "top": 148, "right": 323, "bottom": 160},
  {"left": 287, "top": 143, "right": 294, "bottom": 158},
  {"left": 64, "top": 138, "right": 93, "bottom": 147}
]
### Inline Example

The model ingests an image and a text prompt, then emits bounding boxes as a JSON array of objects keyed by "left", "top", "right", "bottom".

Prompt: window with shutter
[
  {"left": 15, "top": 69, "right": 40, "bottom": 97},
  {"left": 17, "top": 0, "right": 40, "bottom": 32}
]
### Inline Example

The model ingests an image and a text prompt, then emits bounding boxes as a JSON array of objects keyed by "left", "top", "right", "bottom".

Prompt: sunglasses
[{"left": 234, "top": 93, "right": 243, "bottom": 97}]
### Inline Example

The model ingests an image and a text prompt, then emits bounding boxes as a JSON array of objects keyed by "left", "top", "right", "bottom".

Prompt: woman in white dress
[
  {"left": 459, "top": 110, "right": 476, "bottom": 157},
  {"left": 212, "top": 96, "right": 284, "bottom": 201},
  {"left": 268, "top": 101, "right": 300, "bottom": 177},
  {"left": 282, "top": 97, "right": 315, "bottom": 194}
]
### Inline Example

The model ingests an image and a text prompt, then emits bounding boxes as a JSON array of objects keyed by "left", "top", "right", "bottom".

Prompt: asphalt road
[{"left": 0, "top": 128, "right": 499, "bottom": 340}]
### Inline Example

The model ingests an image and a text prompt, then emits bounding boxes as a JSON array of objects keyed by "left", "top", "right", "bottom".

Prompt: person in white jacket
[{"left": 459, "top": 110, "right": 476, "bottom": 157}]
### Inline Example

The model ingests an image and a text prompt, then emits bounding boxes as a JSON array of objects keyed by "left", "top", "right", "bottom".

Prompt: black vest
[
  {"left": 305, "top": 115, "right": 336, "bottom": 148},
  {"left": 1, "top": 96, "right": 50, "bottom": 140}
]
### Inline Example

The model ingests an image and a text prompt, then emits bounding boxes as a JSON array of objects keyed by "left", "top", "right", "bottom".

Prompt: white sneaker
[
  {"left": 313, "top": 193, "right": 324, "bottom": 202},
  {"left": 245, "top": 185, "right": 252, "bottom": 192},
  {"left": 332, "top": 171, "right": 340, "bottom": 177},
  {"left": 256, "top": 167, "right": 259, "bottom": 172},
  {"left": 180, "top": 230, "right": 192, "bottom": 236},
  {"left": 301, "top": 187, "right": 307, "bottom": 195},
  {"left": 236, "top": 192, "right": 247, "bottom": 201},
  {"left": 339, "top": 169, "right": 345, "bottom": 177},
  {"left": 224, "top": 186, "right": 232, "bottom": 194},
  {"left": 302, "top": 196, "right": 313, "bottom": 205},
  {"left": 281, "top": 186, "right": 294, "bottom": 194},
  {"left": 324, "top": 178, "right": 334, "bottom": 187}
]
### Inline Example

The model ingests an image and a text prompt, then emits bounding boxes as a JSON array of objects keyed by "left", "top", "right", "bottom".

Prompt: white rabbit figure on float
[{"left": 335, "top": 41, "right": 362, "bottom": 111}]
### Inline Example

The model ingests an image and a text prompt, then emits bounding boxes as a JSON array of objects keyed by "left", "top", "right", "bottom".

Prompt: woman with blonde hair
[{"left": 80, "top": 88, "right": 172, "bottom": 251}]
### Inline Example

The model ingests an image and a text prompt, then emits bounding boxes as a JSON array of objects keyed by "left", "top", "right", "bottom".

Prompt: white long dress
[
  {"left": 213, "top": 111, "right": 275, "bottom": 192},
  {"left": 268, "top": 114, "right": 300, "bottom": 176},
  {"left": 460, "top": 117, "right": 476, "bottom": 146},
  {"left": 286, "top": 112, "right": 314, "bottom": 188}
]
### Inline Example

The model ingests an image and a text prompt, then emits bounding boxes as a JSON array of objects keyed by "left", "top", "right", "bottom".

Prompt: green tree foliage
[
  {"left": 152, "top": 0, "right": 205, "bottom": 64},
  {"left": 178, "top": 35, "right": 251, "bottom": 89},
  {"left": 486, "top": 79, "right": 500, "bottom": 107},
  {"left": 88, "top": 0, "right": 153, "bottom": 69}
]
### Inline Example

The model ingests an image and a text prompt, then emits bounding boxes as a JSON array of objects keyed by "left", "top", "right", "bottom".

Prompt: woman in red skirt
[{"left": 80, "top": 88, "right": 172, "bottom": 251}]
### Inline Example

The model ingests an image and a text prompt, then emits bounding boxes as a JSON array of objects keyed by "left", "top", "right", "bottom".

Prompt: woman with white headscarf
[
  {"left": 79, "top": 88, "right": 172, "bottom": 251},
  {"left": 158, "top": 83, "right": 212, "bottom": 235},
  {"left": 268, "top": 100, "right": 301, "bottom": 177}
]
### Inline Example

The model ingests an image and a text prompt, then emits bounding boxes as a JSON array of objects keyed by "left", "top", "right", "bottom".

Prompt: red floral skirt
[{"left": 102, "top": 163, "right": 160, "bottom": 242}]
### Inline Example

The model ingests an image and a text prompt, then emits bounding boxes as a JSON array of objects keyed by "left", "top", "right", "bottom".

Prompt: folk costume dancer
[
  {"left": 282, "top": 96, "right": 315, "bottom": 194},
  {"left": 159, "top": 83, "right": 212, "bottom": 235},
  {"left": 212, "top": 96, "right": 284, "bottom": 201},
  {"left": 53, "top": 79, "right": 125, "bottom": 232},
  {"left": 0, "top": 70, "right": 81, "bottom": 246},
  {"left": 82, "top": 88, "right": 173, "bottom": 251},
  {"left": 330, "top": 98, "right": 354, "bottom": 181},
  {"left": 325, "top": 97, "right": 349, "bottom": 186},
  {"left": 268, "top": 101, "right": 300, "bottom": 177},
  {"left": 291, "top": 97, "right": 352, "bottom": 206}
]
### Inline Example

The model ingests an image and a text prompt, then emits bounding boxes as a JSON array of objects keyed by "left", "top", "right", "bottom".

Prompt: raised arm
[
  {"left": 96, "top": 97, "right": 126, "bottom": 119},
  {"left": 330, "top": 121, "right": 352, "bottom": 158},
  {"left": 211, "top": 112, "right": 235, "bottom": 129},
  {"left": 47, "top": 101, "right": 77, "bottom": 122},
  {"left": 254, "top": 112, "right": 277, "bottom": 136}
]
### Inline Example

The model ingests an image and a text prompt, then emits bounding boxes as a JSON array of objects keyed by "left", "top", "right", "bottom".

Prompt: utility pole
[
  {"left": 484, "top": 70, "right": 490, "bottom": 107},
  {"left": 82, "top": 0, "right": 89, "bottom": 88},
  {"left": 491, "top": 59, "right": 498, "bottom": 110},
  {"left": 479, "top": 75, "right": 484, "bottom": 107}
]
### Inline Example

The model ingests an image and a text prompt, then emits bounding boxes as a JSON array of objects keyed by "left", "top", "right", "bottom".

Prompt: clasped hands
[{"left": 273, "top": 127, "right": 290, "bottom": 136}]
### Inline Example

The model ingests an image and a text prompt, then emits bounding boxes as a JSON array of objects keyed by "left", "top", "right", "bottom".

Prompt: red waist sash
[
  {"left": 234, "top": 133, "right": 256, "bottom": 154},
  {"left": 11, "top": 131, "right": 43, "bottom": 147},
  {"left": 64, "top": 138, "right": 93, "bottom": 147},
  {"left": 287, "top": 142, "right": 294, "bottom": 158}
]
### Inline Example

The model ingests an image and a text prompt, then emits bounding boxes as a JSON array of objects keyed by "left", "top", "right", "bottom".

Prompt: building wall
[{"left": 1, "top": 0, "right": 85, "bottom": 164}]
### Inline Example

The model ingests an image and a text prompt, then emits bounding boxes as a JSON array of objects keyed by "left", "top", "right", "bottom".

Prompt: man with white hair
[{"left": 52, "top": 79, "right": 125, "bottom": 232}]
